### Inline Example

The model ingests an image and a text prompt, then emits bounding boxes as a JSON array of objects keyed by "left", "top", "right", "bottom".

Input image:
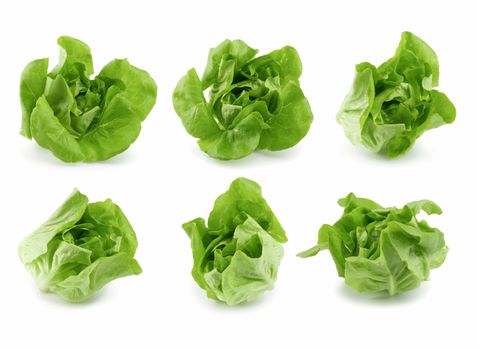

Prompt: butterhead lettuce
[
  {"left": 20, "top": 36, "right": 157, "bottom": 162},
  {"left": 299, "top": 193, "right": 447, "bottom": 295},
  {"left": 18, "top": 189, "right": 142, "bottom": 302},
  {"left": 173, "top": 40, "right": 314, "bottom": 160},
  {"left": 182, "top": 177, "right": 287, "bottom": 305},
  {"left": 337, "top": 32, "right": 455, "bottom": 158}
]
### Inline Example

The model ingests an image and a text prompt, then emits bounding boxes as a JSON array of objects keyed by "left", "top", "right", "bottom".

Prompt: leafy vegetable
[
  {"left": 337, "top": 31, "right": 455, "bottom": 158},
  {"left": 173, "top": 39, "right": 314, "bottom": 160},
  {"left": 18, "top": 189, "right": 142, "bottom": 302},
  {"left": 298, "top": 193, "right": 447, "bottom": 295},
  {"left": 182, "top": 177, "right": 287, "bottom": 305},
  {"left": 20, "top": 36, "right": 157, "bottom": 162}
]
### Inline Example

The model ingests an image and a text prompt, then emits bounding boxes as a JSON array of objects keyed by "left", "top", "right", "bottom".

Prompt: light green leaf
[
  {"left": 204, "top": 217, "right": 284, "bottom": 306},
  {"left": 30, "top": 96, "right": 85, "bottom": 162},
  {"left": 337, "top": 68, "right": 375, "bottom": 145},
  {"left": 415, "top": 90, "right": 456, "bottom": 137},
  {"left": 337, "top": 31, "right": 455, "bottom": 158},
  {"left": 201, "top": 39, "right": 258, "bottom": 88},
  {"left": 198, "top": 112, "right": 263, "bottom": 160},
  {"left": 51, "top": 36, "right": 93, "bottom": 77},
  {"left": 395, "top": 31, "right": 439, "bottom": 85},
  {"left": 244, "top": 45, "right": 302, "bottom": 84},
  {"left": 20, "top": 36, "right": 157, "bottom": 162},
  {"left": 173, "top": 39, "right": 313, "bottom": 160},
  {"left": 299, "top": 193, "right": 448, "bottom": 296},
  {"left": 44, "top": 75, "right": 77, "bottom": 135},
  {"left": 20, "top": 58, "right": 49, "bottom": 138},
  {"left": 79, "top": 94, "right": 142, "bottom": 162},
  {"left": 172, "top": 68, "right": 220, "bottom": 139},
  {"left": 18, "top": 189, "right": 141, "bottom": 303},
  {"left": 19, "top": 189, "right": 88, "bottom": 264},
  {"left": 258, "top": 81, "right": 313, "bottom": 150},
  {"left": 207, "top": 177, "right": 287, "bottom": 243},
  {"left": 182, "top": 178, "right": 286, "bottom": 305},
  {"left": 99, "top": 59, "right": 157, "bottom": 121},
  {"left": 52, "top": 253, "right": 141, "bottom": 303}
]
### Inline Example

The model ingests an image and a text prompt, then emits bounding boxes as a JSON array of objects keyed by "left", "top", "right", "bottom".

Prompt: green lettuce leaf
[
  {"left": 20, "top": 36, "right": 157, "bottom": 162},
  {"left": 173, "top": 40, "right": 314, "bottom": 160},
  {"left": 337, "top": 31, "right": 455, "bottom": 158},
  {"left": 298, "top": 193, "right": 447, "bottom": 296},
  {"left": 18, "top": 189, "right": 142, "bottom": 303},
  {"left": 182, "top": 177, "right": 286, "bottom": 305}
]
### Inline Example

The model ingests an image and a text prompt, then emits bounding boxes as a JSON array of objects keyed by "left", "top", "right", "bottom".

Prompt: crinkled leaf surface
[
  {"left": 182, "top": 177, "right": 286, "bottom": 305},
  {"left": 20, "top": 36, "right": 157, "bottom": 162},
  {"left": 173, "top": 39, "right": 313, "bottom": 160},
  {"left": 337, "top": 31, "right": 455, "bottom": 158},
  {"left": 18, "top": 189, "right": 141, "bottom": 302},
  {"left": 299, "top": 193, "right": 447, "bottom": 296}
]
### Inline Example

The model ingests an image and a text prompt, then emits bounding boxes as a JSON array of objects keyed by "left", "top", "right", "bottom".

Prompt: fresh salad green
[
  {"left": 20, "top": 36, "right": 157, "bottom": 162},
  {"left": 19, "top": 189, "right": 142, "bottom": 302},
  {"left": 182, "top": 177, "right": 287, "bottom": 305},
  {"left": 173, "top": 39, "right": 313, "bottom": 160},
  {"left": 337, "top": 32, "right": 455, "bottom": 158},
  {"left": 299, "top": 193, "right": 448, "bottom": 295}
]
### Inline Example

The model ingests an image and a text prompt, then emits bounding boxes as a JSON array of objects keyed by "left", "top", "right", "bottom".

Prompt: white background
[{"left": 1, "top": 0, "right": 477, "bottom": 348}]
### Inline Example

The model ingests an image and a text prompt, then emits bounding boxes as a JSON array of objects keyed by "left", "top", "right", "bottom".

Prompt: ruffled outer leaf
[
  {"left": 207, "top": 177, "right": 287, "bottom": 243},
  {"left": 18, "top": 189, "right": 141, "bottom": 303},
  {"left": 337, "top": 31, "right": 455, "bottom": 158},
  {"left": 20, "top": 58, "right": 49, "bottom": 138},
  {"left": 19, "top": 36, "right": 157, "bottom": 162},
  {"left": 182, "top": 177, "right": 286, "bottom": 305},
  {"left": 299, "top": 193, "right": 448, "bottom": 296},
  {"left": 173, "top": 40, "right": 313, "bottom": 160}
]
